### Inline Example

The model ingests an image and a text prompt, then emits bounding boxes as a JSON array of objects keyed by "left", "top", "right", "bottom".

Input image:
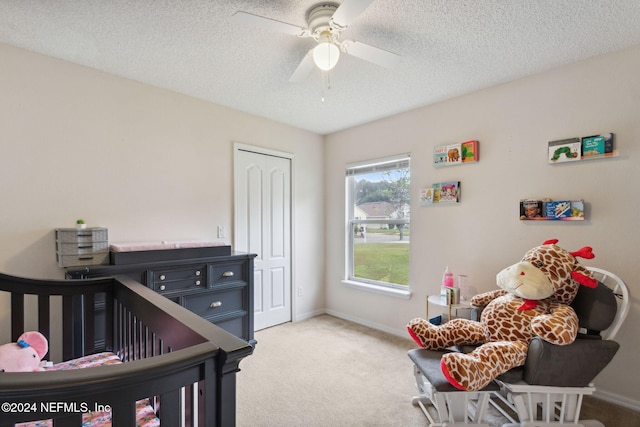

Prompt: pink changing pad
[
  {"left": 109, "top": 239, "right": 231, "bottom": 265},
  {"left": 110, "top": 240, "right": 226, "bottom": 252}
]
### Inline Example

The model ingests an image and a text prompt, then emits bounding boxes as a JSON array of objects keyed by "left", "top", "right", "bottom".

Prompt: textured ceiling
[{"left": 1, "top": 1, "right": 640, "bottom": 135}]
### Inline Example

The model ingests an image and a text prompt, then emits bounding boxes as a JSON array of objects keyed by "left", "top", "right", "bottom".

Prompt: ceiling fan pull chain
[{"left": 320, "top": 70, "right": 333, "bottom": 103}]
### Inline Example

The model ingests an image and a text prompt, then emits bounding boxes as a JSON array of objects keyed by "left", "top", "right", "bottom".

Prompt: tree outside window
[{"left": 346, "top": 154, "right": 410, "bottom": 289}]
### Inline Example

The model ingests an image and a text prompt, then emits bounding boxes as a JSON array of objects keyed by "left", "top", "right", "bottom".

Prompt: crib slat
[
  {"left": 38, "top": 294, "right": 51, "bottom": 359},
  {"left": 84, "top": 293, "right": 95, "bottom": 355},
  {"left": 160, "top": 388, "right": 182, "bottom": 425},
  {"left": 103, "top": 288, "right": 114, "bottom": 352},
  {"left": 62, "top": 294, "right": 74, "bottom": 360},
  {"left": 110, "top": 400, "right": 136, "bottom": 427},
  {"left": 10, "top": 293, "right": 24, "bottom": 342}
]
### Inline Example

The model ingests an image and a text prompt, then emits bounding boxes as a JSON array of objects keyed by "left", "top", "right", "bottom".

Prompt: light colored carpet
[
  {"left": 236, "top": 314, "right": 505, "bottom": 426},
  {"left": 236, "top": 314, "right": 639, "bottom": 427}
]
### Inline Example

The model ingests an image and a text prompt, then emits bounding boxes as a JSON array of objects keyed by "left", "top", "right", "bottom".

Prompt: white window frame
[{"left": 342, "top": 154, "right": 411, "bottom": 299}]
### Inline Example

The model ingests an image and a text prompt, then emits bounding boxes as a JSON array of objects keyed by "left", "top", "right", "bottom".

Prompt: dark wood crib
[{"left": 0, "top": 272, "right": 254, "bottom": 426}]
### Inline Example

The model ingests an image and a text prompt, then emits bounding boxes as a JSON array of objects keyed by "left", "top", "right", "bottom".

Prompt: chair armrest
[{"left": 523, "top": 337, "right": 619, "bottom": 386}]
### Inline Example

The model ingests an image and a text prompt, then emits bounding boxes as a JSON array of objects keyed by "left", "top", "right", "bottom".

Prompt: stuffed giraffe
[{"left": 407, "top": 239, "right": 597, "bottom": 391}]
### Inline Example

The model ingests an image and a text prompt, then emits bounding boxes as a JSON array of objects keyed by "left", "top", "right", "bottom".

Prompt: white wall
[
  {"left": 324, "top": 45, "right": 640, "bottom": 407},
  {"left": 0, "top": 42, "right": 325, "bottom": 326},
  {"left": 2, "top": 39, "right": 639, "bottom": 409}
]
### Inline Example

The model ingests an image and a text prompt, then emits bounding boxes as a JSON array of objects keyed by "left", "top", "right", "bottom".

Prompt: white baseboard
[
  {"left": 593, "top": 389, "right": 640, "bottom": 412},
  {"left": 293, "top": 308, "right": 326, "bottom": 323},
  {"left": 323, "top": 309, "right": 411, "bottom": 341}
]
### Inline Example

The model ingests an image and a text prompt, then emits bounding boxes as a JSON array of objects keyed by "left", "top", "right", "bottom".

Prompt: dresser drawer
[
  {"left": 210, "top": 262, "right": 246, "bottom": 286},
  {"left": 183, "top": 288, "right": 244, "bottom": 319},
  {"left": 154, "top": 278, "right": 205, "bottom": 292},
  {"left": 151, "top": 266, "right": 205, "bottom": 292}
]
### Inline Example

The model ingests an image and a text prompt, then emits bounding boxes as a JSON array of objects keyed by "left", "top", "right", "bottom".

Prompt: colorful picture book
[
  {"left": 548, "top": 138, "right": 581, "bottom": 163},
  {"left": 548, "top": 133, "right": 615, "bottom": 163},
  {"left": 519, "top": 198, "right": 584, "bottom": 220},
  {"left": 434, "top": 140, "right": 479, "bottom": 167},
  {"left": 461, "top": 140, "right": 479, "bottom": 163},
  {"left": 421, "top": 181, "right": 461, "bottom": 205},
  {"left": 582, "top": 133, "right": 615, "bottom": 158}
]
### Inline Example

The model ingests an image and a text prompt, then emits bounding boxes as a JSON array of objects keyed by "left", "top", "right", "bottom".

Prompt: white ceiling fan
[{"left": 232, "top": 0, "right": 401, "bottom": 82}]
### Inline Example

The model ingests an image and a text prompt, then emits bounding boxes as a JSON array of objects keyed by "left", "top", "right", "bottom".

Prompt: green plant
[{"left": 76, "top": 219, "right": 85, "bottom": 225}]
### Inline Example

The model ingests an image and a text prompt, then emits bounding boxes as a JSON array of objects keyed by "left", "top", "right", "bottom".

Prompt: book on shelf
[
  {"left": 433, "top": 145, "right": 448, "bottom": 167},
  {"left": 419, "top": 187, "right": 434, "bottom": 206},
  {"left": 582, "top": 133, "right": 615, "bottom": 158},
  {"left": 461, "top": 140, "right": 479, "bottom": 163},
  {"left": 422, "top": 181, "right": 461, "bottom": 205},
  {"left": 439, "top": 181, "right": 460, "bottom": 204},
  {"left": 519, "top": 198, "right": 584, "bottom": 220},
  {"left": 445, "top": 143, "right": 462, "bottom": 165},
  {"left": 434, "top": 140, "right": 480, "bottom": 167},
  {"left": 548, "top": 137, "right": 581, "bottom": 163},
  {"left": 520, "top": 199, "right": 545, "bottom": 220},
  {"left": 432, "top": 183, "right": 442, "bottom": 203},
  {"left": 545, "top": 200, "right": 584, "bottom": 220},
  {"left": 433, "top": 143, "right": 463, "bottom": 167}
]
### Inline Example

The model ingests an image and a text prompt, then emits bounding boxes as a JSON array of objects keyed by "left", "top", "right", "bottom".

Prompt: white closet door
[{"left": 235, "top": 147, "right": 291, "bottom": 330}]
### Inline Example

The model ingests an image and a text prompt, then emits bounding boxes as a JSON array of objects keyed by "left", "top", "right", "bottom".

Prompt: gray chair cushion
[
  {"left": 571, "top": 281, "right": 617, "bottom": 336},
  {"left": 523, "top": 337, "right": 619, "bottom": 386}
]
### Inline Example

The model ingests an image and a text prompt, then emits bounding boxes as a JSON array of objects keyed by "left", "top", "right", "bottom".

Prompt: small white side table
[{"left": 427, "top": 294, "right": 471, "bottom": 322}]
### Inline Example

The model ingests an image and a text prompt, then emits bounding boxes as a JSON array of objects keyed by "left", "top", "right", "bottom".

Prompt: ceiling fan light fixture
[{"left": 313, "top": 41, "right": 340, "bottom": 71}]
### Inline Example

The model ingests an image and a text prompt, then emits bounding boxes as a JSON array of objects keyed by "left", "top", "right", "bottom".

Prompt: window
[{"left": 345, "top": 154, "right": 410, "bottom": 295}]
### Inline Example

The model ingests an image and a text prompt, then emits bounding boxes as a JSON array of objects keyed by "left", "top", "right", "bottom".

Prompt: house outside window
[{"left": 345, "top": 154, "right": 410, "bottom": 296}]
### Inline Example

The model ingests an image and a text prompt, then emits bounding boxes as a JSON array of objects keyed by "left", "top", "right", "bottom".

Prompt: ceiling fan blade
[
  {"left": 232, "top": 11, "right": 307, "bottom": 36},
  {"left": 331, "top": 0, "right": 376, "bottom": 28},
  {"left": 342, "top": 40, "right": 401, "bottom": 68},
  {"left": 289, "top": 50, "right": 316, "bottom": 83}
]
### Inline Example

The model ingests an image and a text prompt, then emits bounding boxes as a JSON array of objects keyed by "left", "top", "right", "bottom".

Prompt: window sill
[{"left": 341, "top": 280, "right": 412, "bottom": 299}]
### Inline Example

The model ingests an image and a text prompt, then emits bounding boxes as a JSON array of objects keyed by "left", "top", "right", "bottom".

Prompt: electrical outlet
[
  {"left": 298, "top": 287, "right": 304, "bottom": 297},
  {"left": 217, "top": 226, "right": 226, "bottom": 239}
]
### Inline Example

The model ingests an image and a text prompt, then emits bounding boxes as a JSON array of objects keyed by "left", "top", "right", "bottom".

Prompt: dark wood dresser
[{"left": 66, "top": 252, "right": 257, "bottom": 346}]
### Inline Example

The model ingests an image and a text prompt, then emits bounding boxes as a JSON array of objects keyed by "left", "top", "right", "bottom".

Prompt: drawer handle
[
  {"left": 159, "top": 275, "right": 166, "bottom": 280},
  {"left": 159, "top": 285, "right": 166, "bottom": 291},
  {"left": 195, "top": 280, "right": 201, "bottom": 286},
  {"left": 195, "top": 270, "right": 201, "bottom": 276},
  {"left": 222, "top": 271, "right": 234, "bottom": 277},
  {"left": 210, "top": 301, "right": 222, "bottom": 308}
]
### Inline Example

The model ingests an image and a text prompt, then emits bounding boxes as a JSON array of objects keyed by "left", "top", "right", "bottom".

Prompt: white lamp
[{"left": 313, "top": 33, "right": 340, "bottom": 71}]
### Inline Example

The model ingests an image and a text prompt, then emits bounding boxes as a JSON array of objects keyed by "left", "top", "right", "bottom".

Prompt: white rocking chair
[{"left": 408, "top": 267, "right": 630, "bottom": 427}]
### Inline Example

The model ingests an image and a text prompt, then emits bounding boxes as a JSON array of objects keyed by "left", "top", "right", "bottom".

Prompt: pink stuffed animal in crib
[{"left": 0, "top": 331, "right": 48, "bottom": 372}]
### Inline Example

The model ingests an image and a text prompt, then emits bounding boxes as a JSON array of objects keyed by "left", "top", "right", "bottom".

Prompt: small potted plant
[{"left": 76, "top": 219, "right": 87, "bottom": 229}]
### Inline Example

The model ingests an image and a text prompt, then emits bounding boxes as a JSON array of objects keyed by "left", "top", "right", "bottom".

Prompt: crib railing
[{"left": 0, "top": 272, "right": 253, "bottom": 427}]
